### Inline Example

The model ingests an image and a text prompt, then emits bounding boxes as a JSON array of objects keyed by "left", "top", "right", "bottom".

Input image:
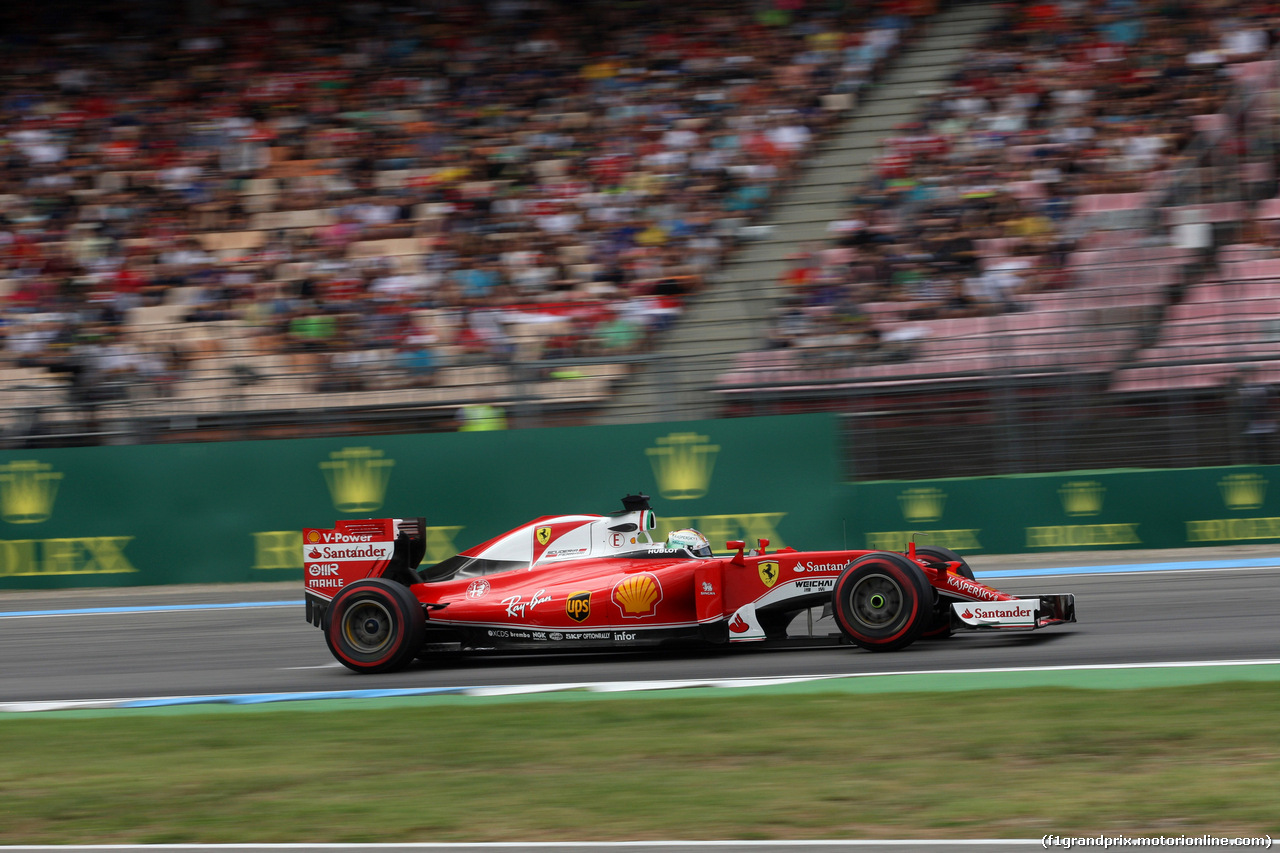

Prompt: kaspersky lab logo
[
  {"left": 1059, "top": 481, "right": 1104, "bottom": 517},
  {"left": 0, "top": 459, "right": 62, "bottom": 524},
  {"left": 320, "top": 447, "right": 394, "bottom": 513},
  {"left": 646, "top": 432, "right": 719, "bottom": 500},
  {"left": 898, "top": 487, "right": 946, "bottom": 523},
  {"left": 1220, "top": 473, "right": 1267, "bottom": 510}
]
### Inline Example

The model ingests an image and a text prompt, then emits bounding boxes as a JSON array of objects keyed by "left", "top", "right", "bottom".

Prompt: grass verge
[{"left": 2, "top": 683, "right": 1279, "bottom": 843}]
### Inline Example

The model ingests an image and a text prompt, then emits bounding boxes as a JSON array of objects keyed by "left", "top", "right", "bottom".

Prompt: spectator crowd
[
  {"left": 1, "top": 0, "right": 933, "bottom": 415},
  {"left": 766, "top": 0, "right": 1266, "bottom": 366}
]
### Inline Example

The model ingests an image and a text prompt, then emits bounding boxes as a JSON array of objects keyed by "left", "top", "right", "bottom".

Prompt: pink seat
[{"left": 1257, "top": 198, "right": 1280, "bottom": 220}]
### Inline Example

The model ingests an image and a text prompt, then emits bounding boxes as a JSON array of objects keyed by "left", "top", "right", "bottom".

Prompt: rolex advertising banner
[
  {"left": 6, "top": 414, "right": 1280, "bottom": 590},
  {"left": 845, "top": 468, "right": 1280, "bottom": 554},
  {"left": 0, "top": 414, "right": 842, "bottom": 589}
]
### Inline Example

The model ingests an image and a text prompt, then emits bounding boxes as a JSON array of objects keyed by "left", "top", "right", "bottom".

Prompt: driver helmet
[{"left": 665, "top": 528, "right": 713, "bottom": 557}]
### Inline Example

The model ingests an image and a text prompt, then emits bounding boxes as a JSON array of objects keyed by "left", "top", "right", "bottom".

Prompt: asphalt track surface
[{"left": 3, "top": 546, "right": 1280, "bottom": 705}]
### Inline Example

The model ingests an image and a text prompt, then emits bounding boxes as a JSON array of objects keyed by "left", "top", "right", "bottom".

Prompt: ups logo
[{"left": 566, "top": 591, "right": 591, "bottom": 623}]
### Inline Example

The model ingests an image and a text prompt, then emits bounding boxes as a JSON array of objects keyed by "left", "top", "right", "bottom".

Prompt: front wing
[{"left": 950, "top": 594, "right": 1075, "bottom": 632}]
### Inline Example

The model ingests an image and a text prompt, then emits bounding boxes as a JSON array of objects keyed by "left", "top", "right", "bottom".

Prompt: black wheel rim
[
  {"left": 342, "top": 599, "right": 394, "bottom": 654},
  {"left": 847, "top": 572, "right": 905, "bottom": 630}
]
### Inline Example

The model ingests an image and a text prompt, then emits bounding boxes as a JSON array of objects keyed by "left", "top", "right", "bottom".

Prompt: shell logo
[
  {"left": 612, "top": 572, "right": 663, "bottom": 618},
  {"left": 307, "top": 530, "right": 321, "bottom": 544}
]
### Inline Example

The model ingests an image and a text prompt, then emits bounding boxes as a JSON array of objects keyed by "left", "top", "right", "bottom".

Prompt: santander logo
[
  {"left": 729, "top": 614, "right": 750, "bottom": 633},
  {"left": 959, "top": 603, "right": 1036, "bottom": 622},
  {"left": 969, "top": 605, "right": 1034, "bottom": 619}
]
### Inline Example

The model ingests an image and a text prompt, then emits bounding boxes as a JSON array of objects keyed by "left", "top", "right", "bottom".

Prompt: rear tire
[
  {"left": 832, "top": 553, "right": 933, "bottom": 652},
  {"left": 324, "top": 579, "right": 426, "bottom": 673}
]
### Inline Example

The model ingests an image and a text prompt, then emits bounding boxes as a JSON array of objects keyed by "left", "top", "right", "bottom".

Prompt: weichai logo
[{"left": 566, "top": 590, "right": 591, "bottom": 622}]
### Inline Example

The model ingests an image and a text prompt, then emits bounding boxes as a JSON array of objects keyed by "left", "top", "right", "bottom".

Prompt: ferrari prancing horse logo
[
  {"left": 536, "top": 526, "right": 552, "bottom": 546},
  {"left": 758, "top": 560, "right": 780, "bottom": 588}
]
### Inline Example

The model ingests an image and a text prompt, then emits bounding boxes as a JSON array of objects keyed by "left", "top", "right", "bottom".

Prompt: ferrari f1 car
[{"left": 303, "top": 495, "right": 1075, "bottom": 673}]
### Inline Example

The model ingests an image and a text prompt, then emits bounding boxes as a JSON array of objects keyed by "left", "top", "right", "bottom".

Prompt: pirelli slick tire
[
  {"left": 324, "top": 579, "right": 426, "bottom": 674},
  {"left": 915, "top": 545, "right": 974, "bottom": 640},
  {"left": 832, "top": 553, "right": 934, "bottom": 652}
]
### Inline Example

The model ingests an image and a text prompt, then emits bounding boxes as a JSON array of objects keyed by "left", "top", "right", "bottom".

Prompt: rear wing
[{"left": 303, "top": 517, "right": 426, "bottom": 627}]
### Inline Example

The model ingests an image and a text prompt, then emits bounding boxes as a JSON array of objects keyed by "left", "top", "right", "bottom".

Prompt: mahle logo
[
  {"left": 898, "top": 488, "right": 945, "bottom": 523},
  {"left": 646, "top": 432, "right": 719, "bottom": 500},
  {"left": 1220, "top": 473, "right": 1267, "bottom": 510},
  {"left": 1059, "top": 481, "right": 1104, "bottom": 517},
  {"left": 0, "top": 459, "right": 62, "bottom": 524},
  {"left": 320, "top": 447, "right": 394, "bottom": 512}
]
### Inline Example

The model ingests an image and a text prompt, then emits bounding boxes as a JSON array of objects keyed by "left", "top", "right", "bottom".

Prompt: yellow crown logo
[
  {"left": 320, "top": 447, "right": 395, "bottom": 513},
  {"left": 646, "top": 432, "right": 719, "bottom": 500},
  {"left": 1059, "top": 481, "right": 1104, "bottom": 517},
  {"left": 898, "top": 488, "right": 946, "bottom": 523},
  {"left": 1220, "top": 473, "right": 1267, "bottom": 510},
  {"left": 0, "top": 459, "right": 62, "bottom": 524},
  {"left": 613, "top": 572, "right": 663, "bottom": 617}
]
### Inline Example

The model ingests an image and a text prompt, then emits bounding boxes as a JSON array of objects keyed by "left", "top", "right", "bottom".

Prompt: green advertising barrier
[
  {"left": 0, "top": 414, "right": 843, "bottom": 590},
  {"left": 8, "top": 411, "right": 1280, "bottom": 591},
  {"left": 844, "top": 467, "right": 1280, "bottom": 554}
]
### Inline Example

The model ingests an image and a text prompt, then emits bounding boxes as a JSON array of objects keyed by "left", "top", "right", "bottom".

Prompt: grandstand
[{"left": 3, "top": 0, "right": 1280, "bottom": 479}]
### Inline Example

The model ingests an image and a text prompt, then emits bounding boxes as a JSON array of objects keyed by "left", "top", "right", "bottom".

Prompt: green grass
[{"left": 3, "top": 684, "right": 1280, "bottom": 842}]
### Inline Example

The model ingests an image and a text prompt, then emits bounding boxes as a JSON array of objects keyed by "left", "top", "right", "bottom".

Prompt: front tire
[
  {"left": 914, "top": 545, "right": 975, "bottom": 639},
  {"left": 324, "top": 579, "right": 426, "bottom": 673},
  {"left": 832, "top": 553, "right": 933, "bottom": 652},
  {"left": 915, "top": 545, "right": 975, "bottom": 580}
]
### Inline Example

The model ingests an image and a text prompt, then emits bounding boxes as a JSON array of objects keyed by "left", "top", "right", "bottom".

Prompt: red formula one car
[{"left": 303, "top": 495, "right": 1076, "bottom": 673}]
